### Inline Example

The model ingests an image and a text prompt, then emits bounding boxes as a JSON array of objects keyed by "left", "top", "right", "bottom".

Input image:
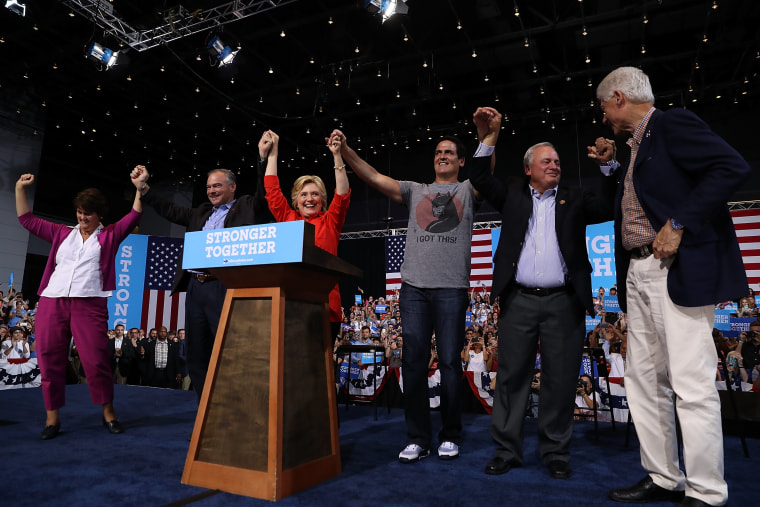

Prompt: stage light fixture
[
  {"left": 365, "top": 0, "right": 408, "bottom": 23},
  {"left": 86, "top": 42, "right": 120, "bottom": 70},
  {"left": 205, "top": 33, "right": 239, "bottom": 67},
  {"left": 5, "top": 0, "right": 25, "bottom": 16}
]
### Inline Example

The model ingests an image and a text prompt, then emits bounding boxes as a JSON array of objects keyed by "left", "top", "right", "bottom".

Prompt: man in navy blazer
[
  {"left": 131, "top": 160, "right": 271, "bottom": 399},
  {"left": 593, "top": 67, "right": 750, "bottom": 507},
  {"left": 470, "top": 107, "right": 617, "bottom": 479}
]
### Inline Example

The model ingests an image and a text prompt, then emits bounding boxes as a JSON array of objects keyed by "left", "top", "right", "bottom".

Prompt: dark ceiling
[{"left": 2, "top": 0, "right": 760, "bottom": 229}]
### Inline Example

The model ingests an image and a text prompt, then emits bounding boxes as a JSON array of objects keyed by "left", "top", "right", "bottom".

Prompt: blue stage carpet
[{"left": 3, "top": 384, "right": 757, "bottom": 506}]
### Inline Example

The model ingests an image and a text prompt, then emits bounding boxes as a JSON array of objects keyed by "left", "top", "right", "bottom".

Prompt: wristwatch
[{"left": 670, "top": 218, "right": 684, "bottom": 230}]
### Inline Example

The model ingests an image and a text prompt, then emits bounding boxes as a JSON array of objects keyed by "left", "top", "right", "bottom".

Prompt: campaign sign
[
  {"left": 355, "top": 294, "right": 362, "bottom": 305},
  {"left": 586, "top": 221, "right": 616, "bottom": 293},
  {"left": 182, "top": 221, "right": 306, "bottom": 269},
  {"left": 603, "top": 296, "right": 621, "bottom": 313},
  {"left": 375, "top": 304, "right": 388, "bottom": 315},
  {"left": 730, "top": 317, "right": 755, "bottom": 333},
  {"left": 107, "top": 234, "right": 148, "bottom": 330},
  {"left": 466, "top": 311, "right": 472, "bottom": 327},
  {"left": 586, "top": 315, "right": 601, "bottom": 332},
  {"left": 714, "top": 310, "right": 731, "bottom": 331}
]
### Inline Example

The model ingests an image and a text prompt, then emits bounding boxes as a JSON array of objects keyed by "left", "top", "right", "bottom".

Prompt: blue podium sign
[{"left": 182, "top": 221, "right": 308, "bottom": 270}]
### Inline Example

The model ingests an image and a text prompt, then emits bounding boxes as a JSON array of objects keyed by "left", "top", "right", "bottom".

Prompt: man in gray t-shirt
[{"left": 333, "top": 128, "right": 483, "bottom": 464}]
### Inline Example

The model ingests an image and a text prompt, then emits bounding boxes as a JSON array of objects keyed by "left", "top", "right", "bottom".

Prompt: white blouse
[{"left": 41, "top": 225, "right": 111, "bottom": 298}]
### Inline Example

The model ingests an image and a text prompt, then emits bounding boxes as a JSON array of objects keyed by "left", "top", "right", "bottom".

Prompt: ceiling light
[
  {"left": 280, "top": 30, "right": 285, "bottom": 37},
  {"left": 472, "top": 49, "right": 477, "bottom": 58},
  {"left": 365, "top": 0, "right": 409, "bottom": 23},
  {"left": 206, "top": 33, "right": 239, "bottom": 67},
  {"left": 457, "top": 21, "right": 462, "bottom": 30},
  {"left": 514, "top": 7, "right": 519, "bottom": 17},
  {"left": 86, "top": 42, "right": 120, "bottom": 70},
  {"left": 328, "top": 16, "right": 333, "bottom": 24},
  {"left": 309, "top": 56, "right": 315, "bottom": 64},
  {"left": 523, "top": 37, "right": 529, "bottom": 47},
  {"left": 4, "top": 0, "right": 26, "bottom": 17}
]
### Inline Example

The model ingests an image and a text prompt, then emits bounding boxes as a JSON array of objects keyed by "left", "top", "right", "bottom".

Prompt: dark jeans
[
  {"left": 185, "top": 277, "right": 227, "bottom": 399},
  {"left": 399, "top": 282, "right": 468, "bottom": 448}
]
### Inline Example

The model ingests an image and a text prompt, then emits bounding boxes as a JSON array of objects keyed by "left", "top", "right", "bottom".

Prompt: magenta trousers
[{"left": 35, "top": 296, "right": 113, "bottom": 411}]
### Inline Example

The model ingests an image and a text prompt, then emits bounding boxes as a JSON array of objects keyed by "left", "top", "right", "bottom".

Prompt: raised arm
[
  {"left": 129, "top": 169, "right": 144, "bottom": 213},
  {"left": 130, "top": 165, "right": 193, "bottom": 226},
  {"left": 261, "top": 130, "right": 279, "bottom": 177},
  {"left": 327, "top": 133, "right": 349, "bottom": 196},
  {"left": 330, "top": 129, "right": 402, "bottom": 204},
  {"left": 15, "top": 174, "right": 34, "bottom": 216}
]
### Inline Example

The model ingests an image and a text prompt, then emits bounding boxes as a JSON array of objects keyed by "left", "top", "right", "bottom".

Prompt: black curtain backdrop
[{"left": 338, "top": 236, "right": 387, "bottom": 310}]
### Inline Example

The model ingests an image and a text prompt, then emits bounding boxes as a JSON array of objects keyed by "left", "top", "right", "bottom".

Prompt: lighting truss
[{"left": 61, "top": 0, "right": 299, "bottom": 52}]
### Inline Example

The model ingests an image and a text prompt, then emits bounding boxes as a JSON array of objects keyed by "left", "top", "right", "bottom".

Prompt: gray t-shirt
[{"left": 398, "top": 179, "right": 476, "bottom": 289}]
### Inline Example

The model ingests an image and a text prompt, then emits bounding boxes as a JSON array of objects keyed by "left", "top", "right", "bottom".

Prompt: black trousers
[
  {"left": 185, "top": 277, "right": 227, "bottom": 399},
  {"left": 490, "top": 286, "right": 586, "bottom": 464}
]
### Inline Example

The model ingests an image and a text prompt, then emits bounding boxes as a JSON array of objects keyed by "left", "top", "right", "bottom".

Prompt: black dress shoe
[
  {"left": 103, "top": 417, "right": 125, "bottom": 434},
  {"left": 547, "top": 460, "right": 572, "bottom": 479},
  {"left": 609, "top": 476, "right": 685, "bottom": 503},
  {"left": 485, "top": 457, "right": 513, "bottom": 475},
  {"left": 40, "top": 423, "right": 60, "bottom": 440},
  {"left": 680, "top": 497, "right": 724, "bottom": 507}
]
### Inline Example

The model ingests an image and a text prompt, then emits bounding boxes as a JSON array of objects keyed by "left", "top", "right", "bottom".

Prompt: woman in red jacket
[{"left": 260, "top": 130, "right": 350, "bottom": 324}]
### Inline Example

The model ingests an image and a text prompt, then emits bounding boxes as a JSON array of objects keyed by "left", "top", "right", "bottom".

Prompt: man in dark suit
[
  {"left": 130, "top": 158, "right": 270, "bottom": 399},
  {"left": 140, "top": 325, "right": 181, "bottom": 388},
  {"left": 469, "top": 107, "right": 617, "bottom": 479},
  {"left": 592, "top": 67, "right": 750, "bottom": 507},
  {"left": 108, "top": 324, "right": 139, "bottom": 385}
]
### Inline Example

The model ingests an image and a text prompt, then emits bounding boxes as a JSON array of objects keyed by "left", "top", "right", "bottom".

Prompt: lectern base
[{"left": 182, "top": 287, "right": 341, "bottom": 501}]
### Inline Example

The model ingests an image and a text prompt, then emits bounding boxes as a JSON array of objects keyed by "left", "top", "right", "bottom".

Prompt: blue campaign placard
[
  {"left": 730, "top": 317, "right": 755, "bottom": 332},
  {"left": 603, "top": 295, "right": 620, "bottom": 312},
  {"left": 375, "top": 304, "right": 387, "bottom": 314},
  {"left": 182, "top": 221, "right": 306, "bottom": 269},
  {"left": 465, "top": 311, "right": 472, "bottom": 327},
  {"left": 714, "top": 310, "right": 731, "bottom": 331},
  {"left": 586, "top": 315, "right": 601, "bottom": 332},
  {"left": 355, "top": 294, "right": 362, "bottom": 305}
]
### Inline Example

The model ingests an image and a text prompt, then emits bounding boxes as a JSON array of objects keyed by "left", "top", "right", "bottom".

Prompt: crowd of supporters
[{"left": 4, "top": 281, "right": 760, "bottom": 403}]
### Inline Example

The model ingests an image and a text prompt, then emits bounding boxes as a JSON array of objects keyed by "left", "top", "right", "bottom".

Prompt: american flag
[
  {"left": 731, "top": 208, "right": 760, "bottom": 291},
  {"left": 385, "top": 228, "right": 495, "bottom": 296},
  {"left": 140, "top": 236, "right": 186, "bottom": 332}
]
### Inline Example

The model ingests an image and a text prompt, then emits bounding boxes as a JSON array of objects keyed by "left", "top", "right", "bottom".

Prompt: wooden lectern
[{"left": 181, "top": 222, "right": 361, "bottom": 501}]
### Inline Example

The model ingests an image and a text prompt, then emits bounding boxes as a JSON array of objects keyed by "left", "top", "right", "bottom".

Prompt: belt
[
  {"left": 190, "top": 272, "right": 216, "bottom": 283},
  {"left": 629, "top": 243, "right": 654, "bottom": 259},
  {"left": 516, "top": 285, "right": 568, "bottom": 297}
]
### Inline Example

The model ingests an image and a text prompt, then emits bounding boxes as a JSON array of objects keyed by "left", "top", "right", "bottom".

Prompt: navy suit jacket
[
  {"left": 470, "top": 155, "right": 617, "bottom": 315},
  {"left": 613, "top": 108, "right": 750, "bottom": 312}
]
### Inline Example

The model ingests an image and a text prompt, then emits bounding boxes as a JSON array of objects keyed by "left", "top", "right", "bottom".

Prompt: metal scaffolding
[
  {"left": 62, "top": 0, "right": 299, "bottom": 51},
  {"left": 339, "top": 220, "right": 503, "bottom": 241}
]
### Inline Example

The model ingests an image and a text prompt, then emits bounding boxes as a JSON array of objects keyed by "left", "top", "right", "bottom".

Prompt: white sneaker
[
  {"left": 438, "top": 441, "right": 459, "bottom": 460},
  {"left": 398, "top": 444, "right": 430, "bottom": 463}
]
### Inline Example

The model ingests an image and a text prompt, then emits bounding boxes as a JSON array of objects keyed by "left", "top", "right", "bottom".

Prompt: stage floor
[{"left": 3, "top": 384, "right": 758, "bottom": 506}]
